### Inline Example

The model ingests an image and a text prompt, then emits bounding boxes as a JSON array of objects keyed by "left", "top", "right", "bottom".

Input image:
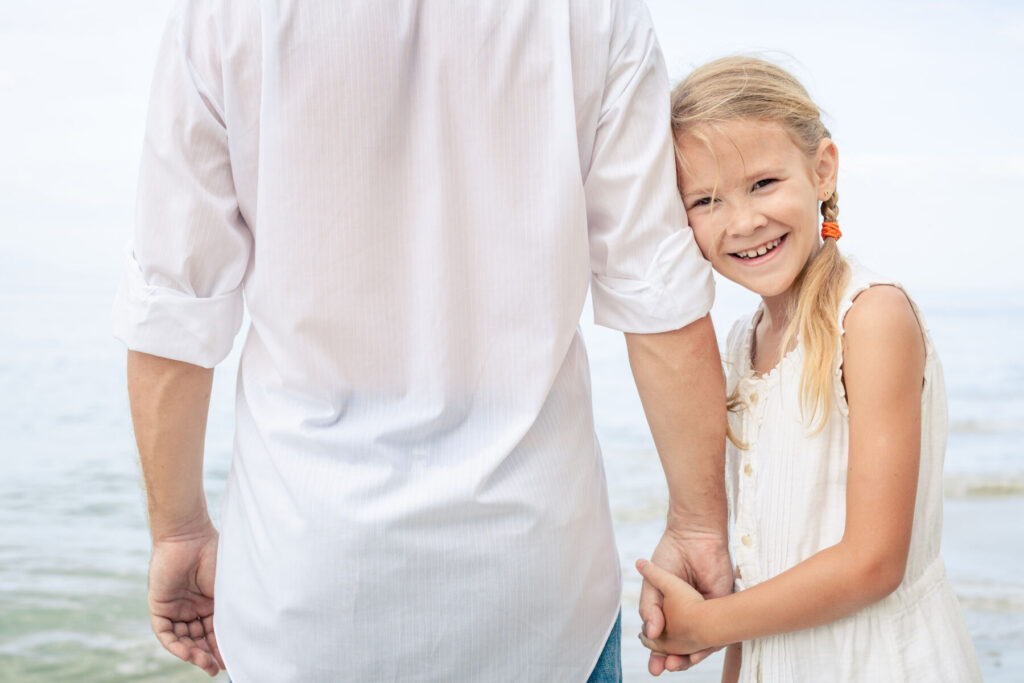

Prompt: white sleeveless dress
[{"left": 723, "top": 257, "right": 982, "bottom": 682}]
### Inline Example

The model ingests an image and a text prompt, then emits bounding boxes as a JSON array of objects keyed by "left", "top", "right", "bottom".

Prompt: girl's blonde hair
[{"left": 671, "top": 56, "right": 849, "bottom": 432}]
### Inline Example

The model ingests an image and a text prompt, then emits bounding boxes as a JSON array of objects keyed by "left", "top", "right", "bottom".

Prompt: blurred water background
[
  {"left": 1, "top": 270, "right": 1021, "bottom": 681},
  {"left": 2, "top": 1, "right": 1023, "bottom": 680}
]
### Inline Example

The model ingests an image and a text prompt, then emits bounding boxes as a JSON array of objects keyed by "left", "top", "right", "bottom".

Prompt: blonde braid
[{"left": 821, "top": 190, "right": 840, "bottom": 225}]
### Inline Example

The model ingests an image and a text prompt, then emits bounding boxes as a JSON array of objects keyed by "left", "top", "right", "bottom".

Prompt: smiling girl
[{"left": 635, "top": 57, "right": 982, "bottom": 682}]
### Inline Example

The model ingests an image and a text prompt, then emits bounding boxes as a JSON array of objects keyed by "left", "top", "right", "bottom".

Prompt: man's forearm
[
  {"left": 625, "top": 315, "right": 727, "bottom": 536},
  {"left": 127, "top": 350, "right": 215, "bottom": 541}
]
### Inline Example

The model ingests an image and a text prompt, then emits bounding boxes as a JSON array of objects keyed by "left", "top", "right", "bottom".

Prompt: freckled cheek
[{"left": 765, "top": 194, "right": 815, "bottom": 233}]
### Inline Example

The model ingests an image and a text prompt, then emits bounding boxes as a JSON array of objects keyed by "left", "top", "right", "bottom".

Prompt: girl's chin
[{"left": 719, "top": 271, "right": 796, "bottom": 300}]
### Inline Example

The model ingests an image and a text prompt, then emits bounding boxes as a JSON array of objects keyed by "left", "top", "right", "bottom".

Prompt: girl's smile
[{"left": 729, "top": 234, "right": 786, "bottom": 262}]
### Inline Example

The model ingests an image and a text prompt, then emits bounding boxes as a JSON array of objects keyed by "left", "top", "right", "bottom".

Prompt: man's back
[{"left": 115, "top": 1, "right": 713, "bottom": 679}]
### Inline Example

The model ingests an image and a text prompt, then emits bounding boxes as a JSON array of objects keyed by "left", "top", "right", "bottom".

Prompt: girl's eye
[
  {"left": 689, "top": 197, "right": 713, "bottom": 209},
  {"left": 753, "top": 178, "right": 777, "bottom": 190}
]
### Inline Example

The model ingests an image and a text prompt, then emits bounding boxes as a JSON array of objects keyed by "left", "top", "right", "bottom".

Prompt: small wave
[
  {"left": 944, "top": 475, "right": 1024, "bottom": 498},
  {"left": 954, "top": 580, "right": 1024, "bottom": 614},
  {"left": 949, "top": 419, "right": 1024, "bottom": 434},
  {"left": 957, "top": 594, "right": 1024, "bottom": 614}
]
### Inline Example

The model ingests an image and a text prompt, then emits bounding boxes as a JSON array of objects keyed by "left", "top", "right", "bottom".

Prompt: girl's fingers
[{"left": 636, "top": 558, "right": 680, "bottom": 593}]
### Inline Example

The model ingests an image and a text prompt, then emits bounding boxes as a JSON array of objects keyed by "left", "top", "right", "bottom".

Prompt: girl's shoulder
[
  {"left": 843, "top": 285, "right": 923, "bottom": 351},
  {"left": 838, "top": 256, "right": 923, "bottom": 345},
  {"left": 837, "top": 257, "right": 928, "bottom": 401}
]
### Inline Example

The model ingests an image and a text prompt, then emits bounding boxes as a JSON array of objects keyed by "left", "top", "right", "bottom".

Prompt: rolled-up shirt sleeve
[
  {"left": 113, "top": 0, "right": 251, "bottom": 368},
  {"left": 585, "top": 0, "right": 713, "bottom": 334}
]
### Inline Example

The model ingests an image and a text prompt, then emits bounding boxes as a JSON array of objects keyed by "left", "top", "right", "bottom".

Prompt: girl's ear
[{"left": 813, "top": 138, "right": 839, "bottom": 195}]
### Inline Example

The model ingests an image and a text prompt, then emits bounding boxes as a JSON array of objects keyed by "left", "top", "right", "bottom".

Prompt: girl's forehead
[{"left": 676, "top": 120, "right": 806, "bottom": 177}]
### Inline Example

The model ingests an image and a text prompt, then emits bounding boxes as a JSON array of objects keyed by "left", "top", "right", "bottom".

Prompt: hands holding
[
  {"left": 637, "top": 558, "right": 711, "bottom": 657},
  {"left": 148, "top": 522, "right": 225, "bottom": 677},
  {"left": 637, "top": 530, "right": 733, "bottom": 675}
]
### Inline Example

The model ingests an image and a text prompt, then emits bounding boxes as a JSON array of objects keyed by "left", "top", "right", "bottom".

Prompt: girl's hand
[
  {"left": 638, "top": 531, "right": 732, "bottom": 673},
  {"left": 636, "top": 558, "right": 711, "bottom": 656}
]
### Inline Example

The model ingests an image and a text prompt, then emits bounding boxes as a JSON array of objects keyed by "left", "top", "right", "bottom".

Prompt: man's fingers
[
  {"left": 664, "top": 653, "right": 690, "bottom": 672},
  {"left": 637, "top": 631, "right": 663, "bottom": 653},
  {"left": 151, "top": 615, "right": 173, "bottom": 637},
  {"left": 640, "top": 632, "right": 686, "bottom": 675},
  {"left": 189, "top": 648, "right": 220, "bottom": 677},
  {"left": 636, "top": 558, "right": 679, "bottom": 594},
  {"left": 152, "top": 616, "right": 223, "bottom": 676},
  {"left": 648, "top": 652, "right": 667, "bottom": 676},
  {"left": 206, "top": 623, "right": 226, "bottom": 670},
  {"left": 153, "top": 620, "right": 189, "bottom": 662},
  {"left": 640, "top": 599, "right": 665, "bottom": 641},
  {"left": 188, "top": 619, "right": 207, "bottom": 640},
  {"left": 176, "top": 636, "right": 222, "bottom": 676},
  {"left": 157, "top": 634, "right": 194, "bottom": 664}
]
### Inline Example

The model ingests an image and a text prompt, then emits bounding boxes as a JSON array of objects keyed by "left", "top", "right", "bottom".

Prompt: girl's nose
[{"left": 724, "top": 201, "right": 767, "bottom": 238}]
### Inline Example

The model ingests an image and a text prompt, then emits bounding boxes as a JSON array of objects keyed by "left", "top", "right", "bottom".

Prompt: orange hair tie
[{"left": 821, "top": 221, "right": 842, "bottom": 240}]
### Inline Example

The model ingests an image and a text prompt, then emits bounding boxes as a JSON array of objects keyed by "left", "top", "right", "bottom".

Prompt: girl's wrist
[{"left": 693, "top": 594, "right": 730, "bottom": 651}]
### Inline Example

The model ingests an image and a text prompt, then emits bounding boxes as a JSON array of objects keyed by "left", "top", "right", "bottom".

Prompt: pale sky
[
  {"left": 646, "top": 0, "right": 1024, "bottom": 291},
  {"left": 1, "top": 0, "right": 1022, "bottom": 290}
]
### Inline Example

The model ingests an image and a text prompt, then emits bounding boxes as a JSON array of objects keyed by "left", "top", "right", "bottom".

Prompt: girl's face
[{"left": 676, "top": 119, "right": 838, "bottom": 306}]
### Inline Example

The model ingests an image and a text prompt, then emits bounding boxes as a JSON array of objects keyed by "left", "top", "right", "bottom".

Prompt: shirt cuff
[
  {"left": 112, "top": 244, "right": 244, "bottom": 368},
  {"left": 591, "top": 228, "right": 715, "bottom": 333}
]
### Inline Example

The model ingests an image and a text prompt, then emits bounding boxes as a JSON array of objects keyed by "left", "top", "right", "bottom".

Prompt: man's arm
[
  {"left": 625, "top": 315, "right": 731, "bottom": 676},
  {"left": 127, "top": 350, "right": 225, "bottom": 677}
]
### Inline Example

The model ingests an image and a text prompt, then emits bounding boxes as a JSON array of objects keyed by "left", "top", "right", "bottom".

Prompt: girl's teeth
[{"left": 738, "top": 238, "right": 780, "bottom": 259}]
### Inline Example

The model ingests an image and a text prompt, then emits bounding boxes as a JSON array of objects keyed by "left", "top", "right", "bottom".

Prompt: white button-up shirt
[{"left": 114, "top": 1, "right": 713, "bottom": 680}]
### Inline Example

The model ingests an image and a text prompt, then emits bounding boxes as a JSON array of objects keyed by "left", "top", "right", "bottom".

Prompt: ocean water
[{"left": 0, "top": 270, "right": 1021, "bottom": 681}]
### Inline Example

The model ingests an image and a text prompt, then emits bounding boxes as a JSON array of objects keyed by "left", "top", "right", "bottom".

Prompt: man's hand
[
  {"left": 148, "top": 524, "right": 224, "bottom": 677},
  {"left": 638, "top": 531, "right": 732, "bottom": 675}
]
